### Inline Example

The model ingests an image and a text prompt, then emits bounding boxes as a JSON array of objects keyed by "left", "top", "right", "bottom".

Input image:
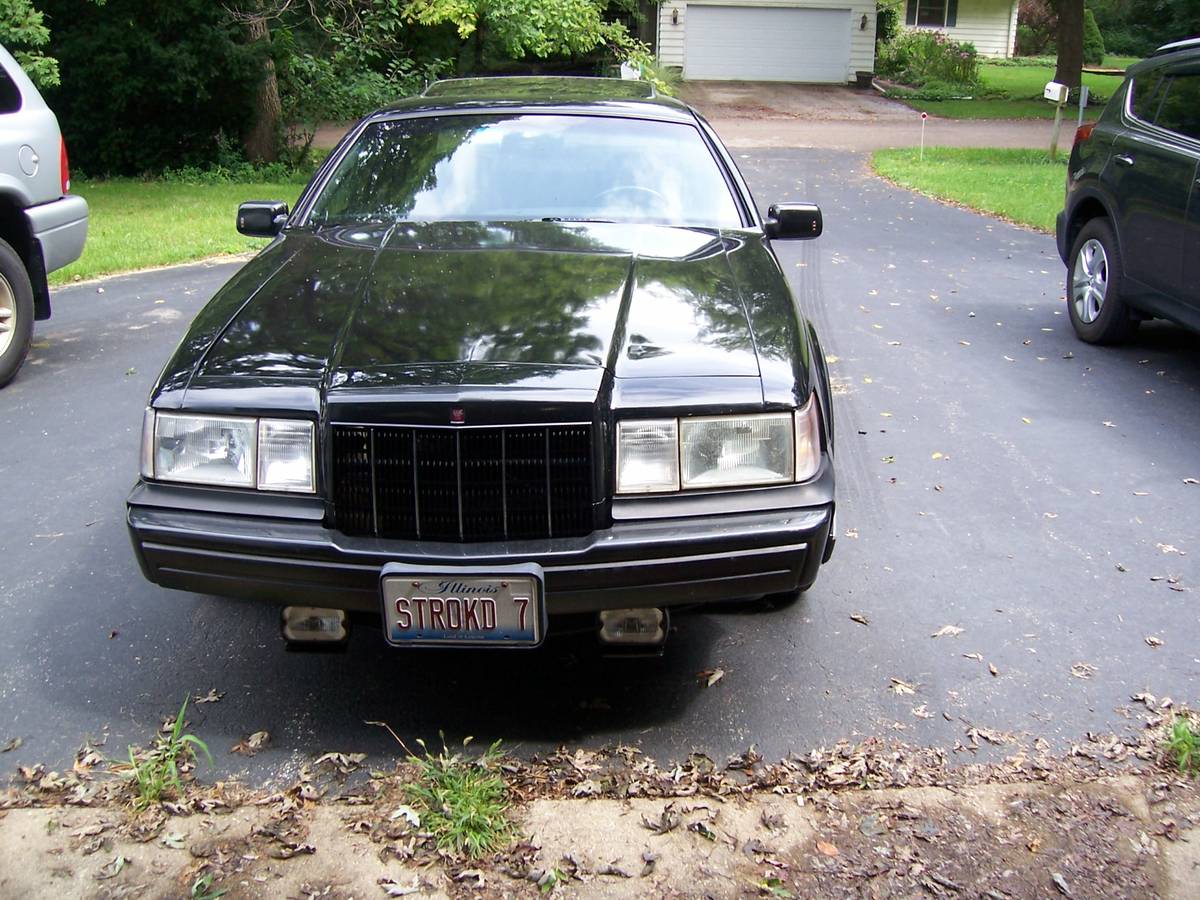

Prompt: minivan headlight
[{"left": 143, "top": 410, "right": 315, "bottom": 493}]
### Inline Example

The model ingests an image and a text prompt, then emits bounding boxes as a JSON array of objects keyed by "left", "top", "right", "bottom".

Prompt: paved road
[{"left": 2, "top": 151, "right": 1197, "bottom": 784}]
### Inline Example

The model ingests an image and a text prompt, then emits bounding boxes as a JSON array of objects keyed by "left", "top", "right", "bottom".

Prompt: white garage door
[{"left": 684, "top": 5, "right": 852, "bottom": 83}]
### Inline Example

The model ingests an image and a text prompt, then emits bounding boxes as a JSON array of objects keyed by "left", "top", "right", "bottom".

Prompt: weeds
[
  {"left": 403, "top": 734, "right": 513, "bottom": 858},
  {"left": 1167, "top": 714, "right": 1199, "bottom": 776},
  {"left": 190, "top": 871, "right": 228, "bottom": 900},
  {"left": 117, "top": 699, "right": 212, "bottom": 811}
]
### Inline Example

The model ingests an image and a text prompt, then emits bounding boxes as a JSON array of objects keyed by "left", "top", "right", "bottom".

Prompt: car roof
[{"left": 374, "top": 76, "right": 695, "bottom": 123}]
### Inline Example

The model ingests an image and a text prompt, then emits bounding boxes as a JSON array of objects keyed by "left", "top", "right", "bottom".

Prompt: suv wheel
[
  {"left": 0, "top": 238, "right": 35, "bottom": 387},
  {"left": 1066, "top": 218, "right": 1139, "bottom": 344}
]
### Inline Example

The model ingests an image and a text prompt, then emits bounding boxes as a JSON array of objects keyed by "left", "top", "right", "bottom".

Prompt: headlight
[
  {"left": 616, "top": 419, "right": 679, "bottom": 493},
  {"left": 616, "top": 398, "right": 822, "bottom": 495},
  {"left": 144, "top": 411, "right": 315, "bottom": 493},
  {"left": 681, "top": 413, "right": 793, "bottom": 489}
]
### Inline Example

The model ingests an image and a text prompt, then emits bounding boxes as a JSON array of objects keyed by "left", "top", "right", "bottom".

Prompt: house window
[{"left": 905, "top": 0, "right": 958, "bottom": 28}]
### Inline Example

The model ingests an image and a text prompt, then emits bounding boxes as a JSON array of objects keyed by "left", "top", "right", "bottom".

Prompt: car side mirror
[
  {"left": 764, "top": 203, "right": 822, "bottom": 240},
  {"left": 237, "top": 200, "right": 289, "bottom": 237}
]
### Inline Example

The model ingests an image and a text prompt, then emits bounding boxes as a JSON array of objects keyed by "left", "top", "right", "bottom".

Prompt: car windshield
[{"left": 306, "top": 113, "right": 743, "bottom": 228}]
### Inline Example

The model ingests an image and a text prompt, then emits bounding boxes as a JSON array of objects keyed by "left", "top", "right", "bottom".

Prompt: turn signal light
[{"left": 1072, "top": 123, "right": 1096, "bottom": 150}]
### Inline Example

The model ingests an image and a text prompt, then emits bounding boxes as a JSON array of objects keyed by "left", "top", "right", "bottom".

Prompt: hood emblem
[{"left": 450, "top": 407, "right": 465, "bottom": 425}]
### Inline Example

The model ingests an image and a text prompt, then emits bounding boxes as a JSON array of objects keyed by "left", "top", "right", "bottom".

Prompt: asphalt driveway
[{"left": 1, "top": 151, "right": 1197, "bottom": 784}]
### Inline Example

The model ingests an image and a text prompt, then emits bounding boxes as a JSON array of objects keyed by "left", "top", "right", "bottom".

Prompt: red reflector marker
[
  {"left": 60, "top": 136, "right": 70, "bottom": 194},
  {"left": 1073, "top": 123, "right": 1096, "bottom": 150}
]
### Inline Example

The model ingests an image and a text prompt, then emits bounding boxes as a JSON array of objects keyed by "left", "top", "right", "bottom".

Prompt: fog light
[
  {"left": 281, "top": 606, "right": 348, "bottom": 643},
  {"left": 599, "top": 608, "right": 666, "bottom": 645}
]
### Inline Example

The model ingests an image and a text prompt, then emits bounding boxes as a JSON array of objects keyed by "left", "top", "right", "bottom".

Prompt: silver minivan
[{"left": 0, "top": 43, "right": 89, "bottom": 386}]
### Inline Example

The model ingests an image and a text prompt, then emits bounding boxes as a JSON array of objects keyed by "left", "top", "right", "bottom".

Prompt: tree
[
  {"left": 0, "top": 0, "right": 59, "bottom": 88},
  {"left": 1052, "top": 0, "right": 1083, "bottom": 89}
]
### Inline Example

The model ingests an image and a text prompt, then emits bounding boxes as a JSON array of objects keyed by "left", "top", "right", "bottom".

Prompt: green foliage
[
  {"left": 1015, "top": 0, "right": 1056, "bottom": 56},
  {"left": 403, "top": 736, "right": 513, "bottom": 858},
  {"left": 0, "top": 0, "right": 59, "bottom": 87},
  {"left": 875, "top": 0, "right": 902, "bottom": 49},
  {"left": 118, "top": 699, "right": 212, "bottom": 811},
  {"left": 41, "top": 0, "right": 263, "bottom": 176},
  {"left": 1082, "top": 9, "right": 1106, "bottom": 65},
  {"left": 190, "top": 872, "right": 228, "bottom": 900},
  {"left": 877, "top": 28, "right": 980, "bottom": 89},
  {"left": 1089, "top": 0, "right": 1200, "bottom": 57},
  {"left": 1168, "top": 715, "right": 1199, "bottom": 776}
]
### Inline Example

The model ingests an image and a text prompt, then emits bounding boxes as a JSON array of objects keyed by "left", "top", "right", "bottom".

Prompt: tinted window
[
  {"left": 1154, "top": 74, "right": 1200, "bottom": 140},
  {"left": 308, "top": 114, "right": 742, "bottom": 229},
  {"left": 1130, "top": 73, "right": 1164, "bottom": 122},
  {"left": 0, "top": 67, "right": 20, "bottom": 114}
]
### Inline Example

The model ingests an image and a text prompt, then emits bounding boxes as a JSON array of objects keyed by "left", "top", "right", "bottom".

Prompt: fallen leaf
[
  {"left": 231, "top": 731, "right": 271, "bottom": 756},
  {"left": 1132, "top": 491, "right": 1150, "bottom": 496},
  {"left": 881, "top": 455, "right": 895, "bottom": 464},
  {"left": 1102, "top": 421, "right": 1115, "bottom": 428},
  {"left": 962, "top": 652, "right": 984, "bottom": 662},
  {"left": 889, "top": 678, "right": 917, "bottom": 695},
  {"left": 1070, "top": 662, "right": 1096, "bottom": 679},
  {"left": 931, "top": 452, "right": 943, "bottom": 460},
  {"left": 598, "top": 862, "right": 633, "bottom": 877},
  {"left": 931, "top": 625, "right": 964, "bottom": 638},
  {"left": 379, "top": 876, "right": 423, "bottom": 896},
  {"left": 96, "top": 855, "right": 127, "bottom": 881},
  {"left": 641, "top": 806, "right": 681, "bottom": 835},
  {"left": 989, "top": 663, "right": 999, "bottom": 677},
  {"left": 1115, "top": 563, "right": 1128, "bottom": 572},
  {"left": 688, "top": 821, "right": 716, "bottom": 841},
  {"left": 850, "top": 613, "right": 870, "bottom": 626},
  {"left": 1021, "top": 417, "right": 1032, "bottom": 425},
  {"left": 912, "top": 704, "right": 933, "bottom": 719},
  {"left": 697, "top": 668, "right": 725, "bottom": 688},
  {"left": 1184, "top": 478, "right": 1199, "bottom": 485},
  {"left": 389, "top": 805, "right": 421, "bottom": 827},
  {"left": 193, "top": 689, "right": 224, "bottom": 704},
  {"left": 160, "top": 832, "right": 186, "bottom": 850},
  {"left": 1144, "top": 636, "right": 1163, "bottom": 648},
  {"left": 640, "top": 851, "right": 659, "bottom": 877},
  {"left": 1156, "top": 543, "right": 1183, "bottom": 555},
  {"left": 815, "top": 840, "right": 839, "bottom": 857},
  {"left": 958, "top": 340, "right": 971, "bottom": 346},
  {"left": 1051, "top": 872, "right": 1072, "bottom": 897},
  {"left": 1, "top": 737, "right": 22, "bottom": 753}
]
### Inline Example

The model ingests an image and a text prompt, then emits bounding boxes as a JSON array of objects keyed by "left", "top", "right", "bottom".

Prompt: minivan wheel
[
  {"left": 0, "top": 238, "right": 35, "bottom": 388},
  {"left": 1066, "top": 218, "right": 1139, "bottom": 344}
]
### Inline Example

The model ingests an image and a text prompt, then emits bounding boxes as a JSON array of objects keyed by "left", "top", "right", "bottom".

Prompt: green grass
[
  {"left": 892, "top": 55, "right": 1139, "bottom": 120},
  {"left": 1168, "top": 714, "right": 1199, "bottom": 775},
  {"left": 871, "top": 147, "right": 1066, "bottom": 232},
  {"left": 116, "top": 698, "right": 212, "bottom": 811},
  {"left": 403, "top": 737, "right": 513, "bottom": 858},
  {"left": 51, "top": 178, "right": 304, "bottom": 285}
]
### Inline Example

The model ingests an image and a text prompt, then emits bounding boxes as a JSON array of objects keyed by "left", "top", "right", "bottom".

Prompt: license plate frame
[{"left": 379, "top": 562, "right": 546, "bottom": 648}]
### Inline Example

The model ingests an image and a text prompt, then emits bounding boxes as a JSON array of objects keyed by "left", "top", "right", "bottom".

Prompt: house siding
[
  {"left": 657, "top": 0, "right": 877, "bottom": 81},
  {"left": 922, "top": 0, "right": 1019, "bottom": 57}
]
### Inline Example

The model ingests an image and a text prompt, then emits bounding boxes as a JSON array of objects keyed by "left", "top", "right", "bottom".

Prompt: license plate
[{"left": 379, "top": 562, "right": 545, "bottom": 647}]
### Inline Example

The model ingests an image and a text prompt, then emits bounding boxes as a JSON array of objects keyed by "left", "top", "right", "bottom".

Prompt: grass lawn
[
  {"left": 870, "top": 147, "right": 1066, "bottom": 232},
  {"left": 50, "top": 178, "right": 307, "bottom": 285},
  {"left": 891, "top": 55, "right": 1139, "bottom": 120}
]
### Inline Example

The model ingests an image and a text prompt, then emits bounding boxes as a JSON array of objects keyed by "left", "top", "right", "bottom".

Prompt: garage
[{"left": 682, "top": 5, "right": 853, "bottom": 82}]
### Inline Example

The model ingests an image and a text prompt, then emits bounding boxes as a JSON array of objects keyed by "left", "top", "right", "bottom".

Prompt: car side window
[
  {"left": 0, "top": 67, "right": 21, "bottom": 114},
  {"left": 1153, "top": 74, "right": 1200, "bottom": 140},
  {"left": 1129, "top": 73, "right": 1164, "bottom": 123}
]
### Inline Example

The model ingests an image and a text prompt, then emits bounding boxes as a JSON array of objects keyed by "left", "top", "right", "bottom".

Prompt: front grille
[{"left": 331, "top": 424, "right": 594, "bottom": 541}]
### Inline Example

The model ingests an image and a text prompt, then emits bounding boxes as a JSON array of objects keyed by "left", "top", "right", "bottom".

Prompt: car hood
[{"left": 157, "top": 221, "right": 808, "bottom": 415}]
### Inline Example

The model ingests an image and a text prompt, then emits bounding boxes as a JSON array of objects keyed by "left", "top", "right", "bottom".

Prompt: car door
[
  {"left": 1106, "top": 68, "right": 1197, "bottom": 299},
  {"left": 1160, "top": 73, "right": 1200, "bottom": 315}
]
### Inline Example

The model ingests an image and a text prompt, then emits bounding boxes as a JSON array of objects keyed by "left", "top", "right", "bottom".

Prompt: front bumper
[{"left": 127, "top": 482, "right": 833, "bottom": 616}]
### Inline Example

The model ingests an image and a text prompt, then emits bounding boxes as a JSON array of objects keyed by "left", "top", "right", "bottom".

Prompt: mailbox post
[{"left": 1044, "top": 81, "right": 1069, "bottom": 160}]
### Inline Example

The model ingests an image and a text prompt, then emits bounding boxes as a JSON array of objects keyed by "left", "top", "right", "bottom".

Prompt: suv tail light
[
  {"left": 60, "top": 136, "right": 70, "bottom": 194},
  {"left": 1072, "top": 122, "right": 1096, "bottom": 150}
]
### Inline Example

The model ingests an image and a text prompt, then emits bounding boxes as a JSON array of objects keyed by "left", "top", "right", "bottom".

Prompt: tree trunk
[
  {"left": 244, "top": 15, "right": 281, "bottom": 164},
  {"left": 1053, "top": 0, "right": 1084, "bottom": 89}
]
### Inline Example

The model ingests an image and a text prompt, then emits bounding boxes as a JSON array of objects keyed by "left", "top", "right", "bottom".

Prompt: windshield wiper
[{"left": 539, "top": 216, "right": 616, "bottom": 224}]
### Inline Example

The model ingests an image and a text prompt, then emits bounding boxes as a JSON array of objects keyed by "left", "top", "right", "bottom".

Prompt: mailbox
[{"left": 1044, "top": 81, "right": 1069, "bottom": 104}]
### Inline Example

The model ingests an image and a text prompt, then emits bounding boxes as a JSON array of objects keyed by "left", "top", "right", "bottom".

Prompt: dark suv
[{"left": 1056, "top": 38, "right": 1200, "bottom": 344}]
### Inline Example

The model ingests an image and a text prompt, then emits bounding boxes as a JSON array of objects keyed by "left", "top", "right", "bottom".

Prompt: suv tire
[
  {"left": 1066, "top": 218, "right": 1140, "bottom": 344},
  {"left": 0, "top": 238, "right": 35, "bottom": 388}
]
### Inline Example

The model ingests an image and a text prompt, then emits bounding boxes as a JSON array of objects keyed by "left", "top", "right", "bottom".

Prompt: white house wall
[
  {"left": 941, "top": 0, "right": 1019, "bottom": 57},
  {"left": 657, "top": 0, "right": 878, "bottom": 81}
]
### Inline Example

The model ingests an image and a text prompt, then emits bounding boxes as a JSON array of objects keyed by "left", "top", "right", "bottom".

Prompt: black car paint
[
  {"left": 1057, "top": 55, "right": 1200, "bottom": 334},
  {"left": 128, "top": 79, "right": 835, "bottom": 626}
]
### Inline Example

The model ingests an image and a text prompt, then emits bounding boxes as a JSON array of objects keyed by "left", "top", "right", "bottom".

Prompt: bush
[
  {"left": 1082, "top": 9, "right": 1106, "bottom": 65},
  {"left": 41, "top": 0, "right": 262, "bottom": 176},
  {"left": 1016, "top": 0, "right": 1056, "bottom": 56},
  {"left": 877, "top": 29, "right": 980, "bottom": 89},
  {"left": 876, "top": 1, "right": 901, "bottom": 50}
]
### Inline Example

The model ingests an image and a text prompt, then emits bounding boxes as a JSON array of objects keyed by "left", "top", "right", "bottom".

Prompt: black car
[
  {"left": 1056, "top": 38, "right": 1200, "bottom": 343},
  {"left": 127, "top": 77, "right": 836, "bottom": 650}
]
